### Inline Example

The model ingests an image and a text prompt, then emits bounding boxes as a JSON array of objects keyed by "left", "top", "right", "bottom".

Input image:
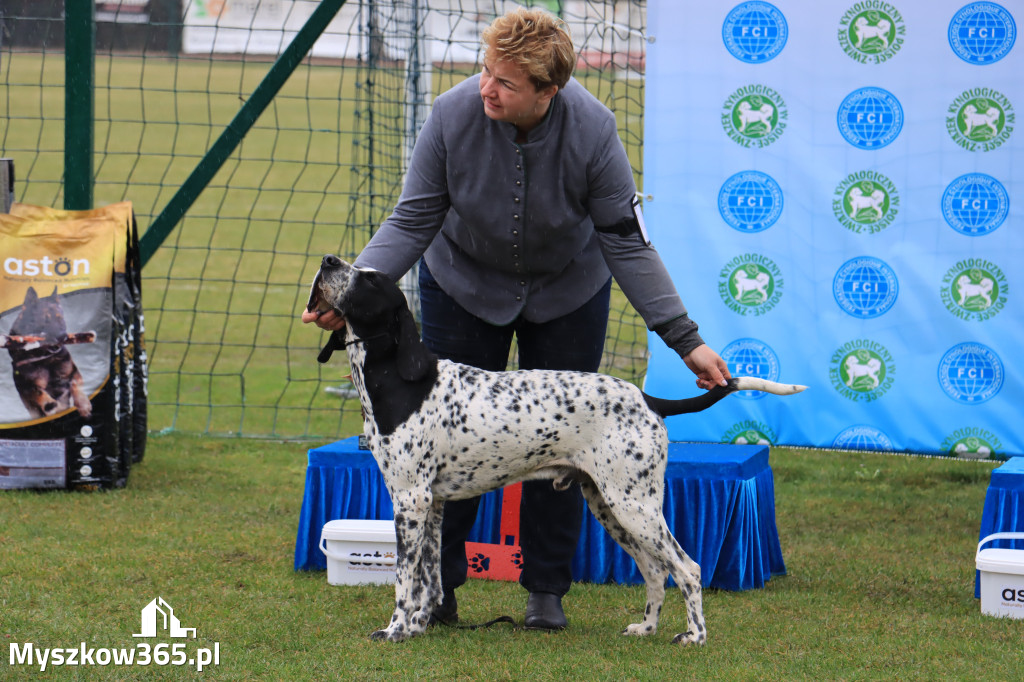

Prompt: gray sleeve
[
  {"left": 652, "top": 313, "right": 706, "bottom": 360},
  {"left": 585, "top": 114, "right": 707, "bottom": 359},
  {"left": 597, "top": 232, "right": 705, "bottom": 358},
  {"left": 354, "top": 107, "right": 449, "bottom": 280}
]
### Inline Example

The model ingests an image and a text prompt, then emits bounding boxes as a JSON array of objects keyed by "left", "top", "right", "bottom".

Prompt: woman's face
[{"left": 479, "top": 58, "right": 557, "bottom": 132}]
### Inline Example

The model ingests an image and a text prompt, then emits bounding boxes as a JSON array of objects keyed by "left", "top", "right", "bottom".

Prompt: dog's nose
[{"left": 322, "top": 254, "right": 342, "bottom": 268}]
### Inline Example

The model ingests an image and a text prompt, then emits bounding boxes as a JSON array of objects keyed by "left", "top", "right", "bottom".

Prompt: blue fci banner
[{"left": 643, "top": 1, "right": 1020, "bottom": 458}]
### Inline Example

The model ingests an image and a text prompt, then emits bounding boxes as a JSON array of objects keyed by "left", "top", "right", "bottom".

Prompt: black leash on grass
[{"left": 439, "top": 615, "right": 518, "bottom": 630}]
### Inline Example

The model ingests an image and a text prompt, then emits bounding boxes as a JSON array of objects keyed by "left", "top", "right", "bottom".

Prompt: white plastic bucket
[
  {"left": 976, "top": 532, "right": 1024, "bottom": 619},
  {"left": 319, "top": 519, "right": 398, "bottom": 586}
]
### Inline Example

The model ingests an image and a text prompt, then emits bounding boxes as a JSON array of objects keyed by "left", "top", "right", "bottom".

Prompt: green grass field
[
  {"left": 2, "top": 435, "right": 1020, "bottom": 680},
  {"left": 4, "top": 25, "right": 1021, "bottom": 682},
  {"left": 2, "top": 52, "right": 649, "bottom": 440}
]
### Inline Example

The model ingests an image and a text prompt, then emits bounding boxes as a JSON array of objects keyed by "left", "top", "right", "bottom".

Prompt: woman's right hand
[{"left": 301, "top": 308, "right": 347, "bottom": 331}]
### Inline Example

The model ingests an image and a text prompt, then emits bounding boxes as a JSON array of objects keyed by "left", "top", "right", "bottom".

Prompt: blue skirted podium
[
  {"left": 294, "top": 436, "right": 787, "bottom": 591},
  {"left": 976, "top": 456, "right": 1024, "bottom": 597}
]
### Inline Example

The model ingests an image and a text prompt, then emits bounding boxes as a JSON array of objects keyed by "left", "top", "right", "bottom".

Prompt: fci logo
[
  {"left": 722, "top": 2, "right": 789, "bottom": 63},
  {"left": 948, "top": 2, "right": 1017, "bottom": 64}
]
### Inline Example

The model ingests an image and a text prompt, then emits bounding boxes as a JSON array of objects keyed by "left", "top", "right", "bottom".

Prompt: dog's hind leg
[
  {"left": 660, "top": 533, "right": 706, "bottom": 646},
  {"left": 587, "top": 472, "right": 707, "bottom": 646},
  {"left": 617, "top": 504, "right": 706, "bottom": 645},
  {"left": 578, "top": 477, "right": 669, "bottom": 637},
  {"left": 622, "top": 512, "right": 706, "bottom": 645}
]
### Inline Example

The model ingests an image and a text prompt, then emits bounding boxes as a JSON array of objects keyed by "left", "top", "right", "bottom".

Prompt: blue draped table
[
  {"left": 976, "top": 456, "right": 1024, "bottom": 598},
  {"left": 294, "top": 436, "right": 786, "bottom": 591}
]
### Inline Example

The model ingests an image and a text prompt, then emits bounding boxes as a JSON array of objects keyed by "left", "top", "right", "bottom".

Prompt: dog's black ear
[
  {"left": 395, "top": 309, "right": 436, "bottom": 382},
  {"left": 317, "top": 330, "right": 345, "bottom": 364},
  {"left": 24, "top": 287, "right": 38, "bottom": 304}
]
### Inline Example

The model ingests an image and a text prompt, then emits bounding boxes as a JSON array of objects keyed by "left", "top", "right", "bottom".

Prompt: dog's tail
[{"left": 642, "top": 377, "right": 806, "bottom": 418}]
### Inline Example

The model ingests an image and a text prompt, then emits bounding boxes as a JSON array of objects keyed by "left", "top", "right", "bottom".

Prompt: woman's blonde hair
[{"left": 482, "top": 8, "right": 576, "bottom": 90}]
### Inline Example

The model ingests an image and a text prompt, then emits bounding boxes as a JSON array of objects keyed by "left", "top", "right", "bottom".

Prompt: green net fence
[{"left": 1, "top": 0, "right": 649, "bottom": 439}]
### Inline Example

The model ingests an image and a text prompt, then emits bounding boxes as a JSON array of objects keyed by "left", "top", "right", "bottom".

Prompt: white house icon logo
[{"left": 133, "top": 597, "right": 197, "bottom": 638}]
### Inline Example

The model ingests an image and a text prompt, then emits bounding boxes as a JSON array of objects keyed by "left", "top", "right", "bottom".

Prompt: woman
[{"left": 303, "top": 7, "right": 730, "bottom": 630}]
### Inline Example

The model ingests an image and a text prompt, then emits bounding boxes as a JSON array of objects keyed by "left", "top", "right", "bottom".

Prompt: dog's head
[
  {"left": 308, "top": 255, "right": 435, "bottom": 381},
  {"left": 11, "top": 286, "right": 68, "bottom": 342},
  {"left": 307, "top": 255, "right": 403, "bottom": 325}
]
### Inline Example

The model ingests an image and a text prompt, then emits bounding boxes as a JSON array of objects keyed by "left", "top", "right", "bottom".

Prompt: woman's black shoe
[{"left": 523, "top": 592, "right": 567, "bottom": 630}]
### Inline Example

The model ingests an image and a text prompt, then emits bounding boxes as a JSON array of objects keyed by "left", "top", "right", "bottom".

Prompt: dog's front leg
[
  {"left": 370, "top": 491, "right": 433, "bottom": 642},
  {"left": 17, "top": 369, "right": 59, "bottom": 416},
  {"left": 69, "top": 368, "right": 92, "bottom": 418},
  {"left": 414, "top": 498, "right": 446, "bottom": 623}
]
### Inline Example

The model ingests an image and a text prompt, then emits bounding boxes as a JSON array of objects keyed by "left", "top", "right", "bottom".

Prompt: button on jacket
[{"left": 356, "top": 73, "right": 701, "bottom": 350}]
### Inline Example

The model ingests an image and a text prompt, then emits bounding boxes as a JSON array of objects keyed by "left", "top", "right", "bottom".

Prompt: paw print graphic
[{"left": 468, "top": 553, "right": 491, "bottom": 574}]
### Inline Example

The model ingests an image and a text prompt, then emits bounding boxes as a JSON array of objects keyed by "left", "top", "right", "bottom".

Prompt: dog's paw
[
  {"left": 621, "top": 622, "right": 657, "bottom": 637},
  {"left": 409, "top": 611, "right": 431, "bottom": 634},
  {"left": 369, "top": 627, "right": 412, "bottom": 643},
  {"left": 671, "top": 630, "right": 706, "bottom": 646}
]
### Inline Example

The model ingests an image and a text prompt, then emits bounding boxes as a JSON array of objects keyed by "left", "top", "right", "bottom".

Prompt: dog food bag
[{"left": 0, "top": 202, "right": 146, "bottom": 490}]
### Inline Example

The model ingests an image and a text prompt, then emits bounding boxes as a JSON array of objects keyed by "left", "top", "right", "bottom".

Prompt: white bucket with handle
[
  {"left": 976, "top": 532, "right": 1024, "bottom": 619},
  {"left": 320, "top": 519, "right": 397, "bottom": 585}
]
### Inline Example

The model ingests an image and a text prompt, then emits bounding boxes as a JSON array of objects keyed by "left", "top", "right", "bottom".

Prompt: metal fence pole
[
  {"left": 64, "top": 0, "right": 95, "bottom": 210},
  {"left": 1, "top": 158, "right": 14, "bottom": 212}
]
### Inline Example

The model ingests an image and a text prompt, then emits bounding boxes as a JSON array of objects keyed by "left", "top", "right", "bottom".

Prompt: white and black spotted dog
[{"left": 307, "top": 254, "right": 805, "bottom": 645}]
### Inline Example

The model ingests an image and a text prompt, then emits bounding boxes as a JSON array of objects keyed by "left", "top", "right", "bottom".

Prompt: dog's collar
[
  {"left": 318, "top": 331, "right": 392, "bottom": 363},
  {"left": 345, "top": 332, "right": 390, "bottom": 347}
]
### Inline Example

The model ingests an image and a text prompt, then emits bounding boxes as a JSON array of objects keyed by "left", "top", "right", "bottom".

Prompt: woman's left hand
[{"left": 683, "top": 344, "right": 732, "bottom": 391}]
